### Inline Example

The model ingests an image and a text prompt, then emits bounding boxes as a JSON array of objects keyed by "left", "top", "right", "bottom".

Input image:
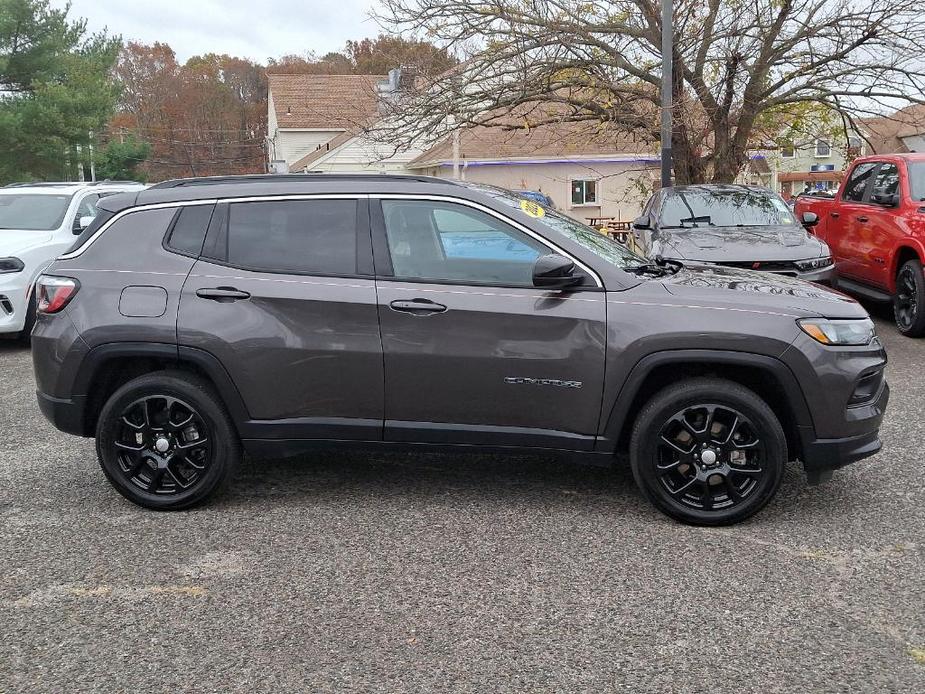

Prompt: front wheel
[
  {"left": 894, "top": 258, "right": 925, "bottom": 337},
  {"left": 629, "top": 378, "right": 786, "bottom": 526},
  {"left": 95, "top": 371, "right": 241, "bottom": 510}
]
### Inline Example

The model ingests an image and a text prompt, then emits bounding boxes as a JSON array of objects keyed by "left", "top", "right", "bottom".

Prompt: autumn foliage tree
[{"left": 111, "top": 42, "right": 267, "bottom": 180}]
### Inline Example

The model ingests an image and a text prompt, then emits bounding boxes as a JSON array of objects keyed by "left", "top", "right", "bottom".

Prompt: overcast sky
[{"left": 52, "top": 0, "right": 384, "bottom": 63}]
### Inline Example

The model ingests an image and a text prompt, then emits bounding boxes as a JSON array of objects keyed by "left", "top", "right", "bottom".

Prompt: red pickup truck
[{"left": 795, "top": 153, "right": 925, "bottom": 336}]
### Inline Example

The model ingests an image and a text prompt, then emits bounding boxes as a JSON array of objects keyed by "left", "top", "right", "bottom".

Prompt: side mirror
[
  {"left": 632, "top": 214, "right": 651, "bottom": 230},
  {"left": 871, "top": 190, "right": 899, "bottom": 207},
  {"left": 73, "top": 215, "right": 94, "bottom": 234},
  {"left": 533, "top": 254, "right": 582, "bottom": 289},
  {"left": 801, "top": 211, "right": 819, "bottom": 227}
]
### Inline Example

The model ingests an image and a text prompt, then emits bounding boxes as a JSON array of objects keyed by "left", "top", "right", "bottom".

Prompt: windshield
[
  {"left": 659, "top": 188, "right": 796, "bottom": 228},
  {"left": 0, "top": 194, "right": 72, "bottom": 231},
  {"left": 465, "top": 183, "right": 646, "bottom": 270},
  {"left": 909, "top": 162, "right": 925, "bottom": 201}
]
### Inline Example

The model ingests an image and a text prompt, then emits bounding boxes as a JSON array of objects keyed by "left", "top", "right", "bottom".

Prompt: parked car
[
  {"left": 515, "top": 190, "right": 556, "bottom": 209},
  {"left": 0, "top": 181, "right": 146, "bottom": 341},
  {"left": 32, "top": 174, "right": 888, "bottom": 526},
  {"left": 795, "top": 153, "right": 925, "bottom": 337},
  {"left": 633, "top": 185, "right": 835, "bottom": 284}
]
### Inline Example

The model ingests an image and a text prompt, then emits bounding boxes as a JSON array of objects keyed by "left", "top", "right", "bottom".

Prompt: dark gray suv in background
[{"left": 31, "top": 174, "right": 889, "bottom": 525}]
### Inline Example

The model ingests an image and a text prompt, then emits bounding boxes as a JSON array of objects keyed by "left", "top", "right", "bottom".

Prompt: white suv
[{"left": 0, "top": 181, "right": 145, "bottom": 340}]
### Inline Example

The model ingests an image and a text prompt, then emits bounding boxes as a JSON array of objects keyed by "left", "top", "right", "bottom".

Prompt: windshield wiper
[
  {"left": 679, "top": 215, "right": 713, "bottom": 225},
  {"left": 625, "top": 255, "right": 683, "bottom": 276}
]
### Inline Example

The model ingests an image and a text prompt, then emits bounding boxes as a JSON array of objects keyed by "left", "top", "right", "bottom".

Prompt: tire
[
  {"left": 17, "top": 290, "right": 36, "bottom": 345},
  {"left": 629, "top": 378, "right": 787, "bottom": 526},
  {"left": 893, "top": 258, "right": 925, "bottom": 337},
  {"left": 95, "top": 370, "right": 241, "bottom": 510}
]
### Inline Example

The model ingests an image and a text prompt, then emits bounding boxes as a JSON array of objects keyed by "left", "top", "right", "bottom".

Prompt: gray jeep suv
[{"left": 31, "top": 174, "right": 889, "bottom": 525}]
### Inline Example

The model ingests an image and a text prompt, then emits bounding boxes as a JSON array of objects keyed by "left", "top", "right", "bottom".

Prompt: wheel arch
[
  {"left": 598, "top": 350, "right": 814, "bottom": 462},
  {"left": 74, "top": 343, "right": 249, "bottom": 437},
  {"left": 891, "top": 244, "right": 923, "bottom": 285}
]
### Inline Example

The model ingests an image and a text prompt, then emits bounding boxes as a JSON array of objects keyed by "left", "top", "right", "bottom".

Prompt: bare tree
[{"left": 373, "top": 0, "right": 925, "bottom": 184}]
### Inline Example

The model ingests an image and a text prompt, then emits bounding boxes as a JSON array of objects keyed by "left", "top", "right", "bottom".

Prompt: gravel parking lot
[{"left": 1, "top": 308, "right": 924, "bottom": 693}]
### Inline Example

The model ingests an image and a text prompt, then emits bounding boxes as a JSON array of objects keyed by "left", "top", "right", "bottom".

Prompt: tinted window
[
  {"left": 872, "top": 164, "right": 900, "bottom": 197},
  {"left": 843, "top": 163, "right": 878, "bottom": 202},
  {"left": 0, "top": 194, "right": 72, "bottom": 231},
  {"left": 225, "top": 200, "right": 357, "bottom": 275},
  {"left": 910, "top": 162, "right": 925, "bottom": 201},
  {"left": 166, "top": 204, "right": 213, "bottom": 256},
  {"left": 381, "top": 200, "right": 547, "bottom": 285},
  {"left": 659, "top": 189, "right": 795, "bottom": 227}
]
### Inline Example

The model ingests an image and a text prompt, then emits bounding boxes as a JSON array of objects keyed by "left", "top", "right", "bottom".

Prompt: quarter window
[
  {"left": 224, "top": 200, "right": 358, "bottom": 275},
  {"left": 381, "top": 200, "right": 547, "bottom": 286},
  {"left": 842, "top": 163, "right": 878, "bottom": 202},
  {"left": 571, "top": 179, "right": 597, "bottom": 206},
  {"left": 166, "top": 204, "right": 213, "bottom": 256}
]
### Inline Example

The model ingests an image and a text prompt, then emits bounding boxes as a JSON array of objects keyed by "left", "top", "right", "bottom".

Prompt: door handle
[
  {"left": 196, "top": 286, "right": 251, "bottom": 302},
  {"left": 857, "top": 215, "right": 869, "bottom": 223},
  {"left": 389, "top": 298, "right": 448, "bottom": 315},
  {"left": 830, "top": 212, "right": 840, "bottom": 218}
]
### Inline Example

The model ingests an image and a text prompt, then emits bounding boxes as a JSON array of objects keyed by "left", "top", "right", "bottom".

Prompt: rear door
[
  {"left": 371, "top": 196, "right": 607, "bottom": 451},
  {"left": 832, "top": 162, "right": 879, "bottom": 280},
  {"left": 178, "top": 195, "right": 383, "bottom": 440}
]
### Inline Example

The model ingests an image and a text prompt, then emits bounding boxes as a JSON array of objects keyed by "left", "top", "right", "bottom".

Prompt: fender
[
  {"left": 72, "top": 342, "right": 251, "bottom": 434},
  {"left": 888, "top": 241, "right": 925, "bottom": 291},
  {"left": 595, "top": 349, "right": 815, "bottom": 453}
]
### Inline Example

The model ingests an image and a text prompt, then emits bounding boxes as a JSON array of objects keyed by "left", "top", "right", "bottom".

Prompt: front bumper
[
  {"left": 793, "top": 264, "right": 835, "bottom": 285},
  {"left": 798, "top": 379, "right": 889, "bottom": 484},
  {"left": 0, "top": 273, "right": 30, "bottom": 334}
]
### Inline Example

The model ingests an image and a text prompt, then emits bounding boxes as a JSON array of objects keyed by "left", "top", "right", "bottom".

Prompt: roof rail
[{"left": 149, "top": 173, "right": 454, "bottom": 189}]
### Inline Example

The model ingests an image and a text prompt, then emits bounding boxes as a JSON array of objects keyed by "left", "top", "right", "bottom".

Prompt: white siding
[
  {"left": 304, "top": 136, "right": 426, "bottom": 173},
  {"left": 275, "top": 130, "right": 344, "bottom": 166}
]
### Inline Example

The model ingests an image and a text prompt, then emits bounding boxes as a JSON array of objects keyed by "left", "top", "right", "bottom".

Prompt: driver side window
[{"left": 380, "top": 200, "right": 547, "bottom": 286}]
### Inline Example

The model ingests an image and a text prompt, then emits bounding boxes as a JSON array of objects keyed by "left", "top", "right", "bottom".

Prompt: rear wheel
[
  {"left": 95, "top": 371, "right": 241, "bottom": 510},
  {"left": 630, "top": 378, "right": 786, "bottom": 526},
  {"left": 894, "top": 258, "right": 925, "bottom": 337}
]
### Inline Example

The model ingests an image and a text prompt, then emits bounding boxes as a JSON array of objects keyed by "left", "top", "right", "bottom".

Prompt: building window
[
  {"left": 780, "top": 143, "right": 795, "bottom": 158},
  {"left": 848, "top": 136, "right": 863, "bottom": 158},
  {"left": 815, "top": 139, "right": 831, "bottom": 157},
  {"left": 571, "top": 179, "right": 597, "bottom": 206}
]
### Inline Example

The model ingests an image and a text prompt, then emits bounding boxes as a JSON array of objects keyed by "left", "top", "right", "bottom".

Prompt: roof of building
[
  {"left": 862, "top": 104, "right": 925, "bottom": 154},
  {"left": 407, "top": 120, "right": 655, "bottom": 169},
  {"left": 268, "top": 73, "right": 387, "bottom": 130}
]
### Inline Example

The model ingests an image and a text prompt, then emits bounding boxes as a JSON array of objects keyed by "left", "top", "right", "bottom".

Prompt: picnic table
[{"left": 586, "top": 217, "right": 635, "bottom": 247}]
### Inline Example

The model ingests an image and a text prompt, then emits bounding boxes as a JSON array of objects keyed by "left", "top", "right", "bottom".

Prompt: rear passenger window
[
  {"left": 225, "top": 200, "right": 358, "bottom": 275},
  {"left": 166, "top": 204, "right": 213, "bottom": 256},
  {"left": 843, "top": 163, "right": 878, "bottom": 202}
]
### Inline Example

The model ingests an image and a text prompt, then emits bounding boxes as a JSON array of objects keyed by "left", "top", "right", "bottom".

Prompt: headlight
[
  {"left": 795, "top": 256, "right": 834, "bottom": 271},
  {"left": 0, "top": 257, "right": 24, "bottom": 274},
  {"left": 798, "top": 318, "right": 875, "bottom": 346}
]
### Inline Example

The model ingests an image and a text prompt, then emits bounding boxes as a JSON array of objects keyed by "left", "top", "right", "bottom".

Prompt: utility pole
[
  {"left": 660, "top": 0, "right": 673, "bottom": 188},
  {"left": 88, "top": 131, "right": 96, "bottom": 182}
]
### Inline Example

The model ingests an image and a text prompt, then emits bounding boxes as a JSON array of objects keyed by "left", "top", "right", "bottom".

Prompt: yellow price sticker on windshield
[{"left": 520, "top": 199, "right": 545, "bottom": 218}]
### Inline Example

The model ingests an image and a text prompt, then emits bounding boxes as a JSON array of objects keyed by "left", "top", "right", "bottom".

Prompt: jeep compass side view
[{"left": 31, "top": 174, "right": 889, "bottom": 525}]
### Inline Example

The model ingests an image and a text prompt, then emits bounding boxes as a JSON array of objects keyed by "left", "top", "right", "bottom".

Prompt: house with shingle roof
[
  {"left": 266, "top": 71, "right": 426, "bottom": 174},
  {"left": 863, "top": 104, "right": 925, "bottom": 155}
]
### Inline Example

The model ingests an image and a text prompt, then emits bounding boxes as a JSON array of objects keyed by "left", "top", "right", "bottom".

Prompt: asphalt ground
[{"left": 1, "top": 307, "right": 923, "bottom": 693}]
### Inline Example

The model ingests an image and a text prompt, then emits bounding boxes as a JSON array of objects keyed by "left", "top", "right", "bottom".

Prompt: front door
[
  {"left": 860, "top": 162, "right": 902, "bottom": 289},
  {"left": 371, "top": 197, "right": 607, "bottom": 450},
  {"left": 178, "top": 196, "right": 383, "bottom": 440},
  {"left": 831, "top": 161, "right": 878, "bottom": 281}
]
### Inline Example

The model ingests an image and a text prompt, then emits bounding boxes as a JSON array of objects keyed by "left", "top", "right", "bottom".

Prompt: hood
[
  {"left": 655, "top": 224, "right": 828, "bottom": 262},
  {"left": 0, "top": 229, "right": 54, "bottom": 256},
  {"left": 657, "top": 262, "right": 867, "bottom": 319}
]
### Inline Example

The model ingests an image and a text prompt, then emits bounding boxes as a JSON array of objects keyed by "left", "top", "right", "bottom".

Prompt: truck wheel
[
  {"left": 629, "top": 378, "right": 786, "bottom": 526},
  {"left": 894, "top": 259, "right": 925, "bottom": 337},
  {"left": 95, "top": 371, "right": 241, "bottom": 510}
]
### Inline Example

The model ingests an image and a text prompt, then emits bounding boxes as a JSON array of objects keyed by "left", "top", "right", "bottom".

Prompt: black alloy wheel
[
  {"left": 894, "top": 259, "right": 925, "bottom": 337},
  {"left": 114, "top": 395, "right": 212, "bottom": 495},
  {"left": 654, "top": 404, "right": 764, "bottom": 512},
  {"left": 630, "top": 378, "right": 786, "bottom": 526},
  {"left": 96, "top": 371, "right": 240, "bottom": 510}
]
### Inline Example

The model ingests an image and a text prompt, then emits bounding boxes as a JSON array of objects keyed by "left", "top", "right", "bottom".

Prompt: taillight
[{"left": 36, "top": 275, "right": 80, "bottom": 314}]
